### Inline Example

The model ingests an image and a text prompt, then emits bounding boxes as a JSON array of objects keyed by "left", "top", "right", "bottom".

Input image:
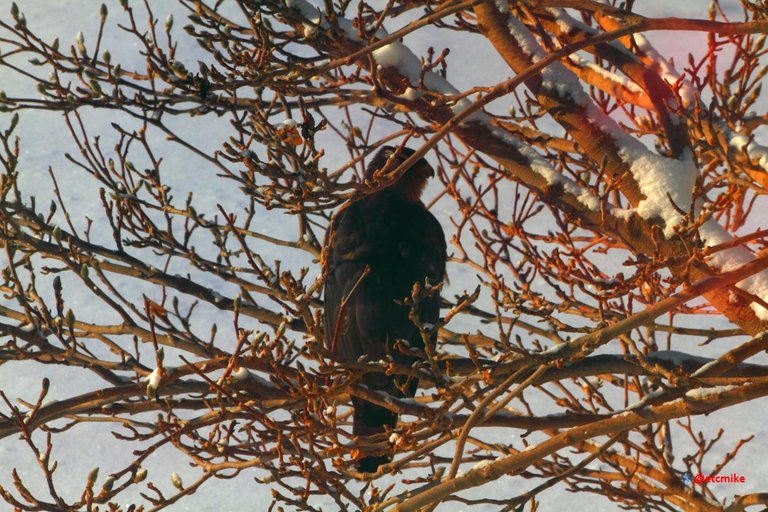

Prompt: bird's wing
[{"left": 323, "top": 200, "right": 389, "bottom": 365}]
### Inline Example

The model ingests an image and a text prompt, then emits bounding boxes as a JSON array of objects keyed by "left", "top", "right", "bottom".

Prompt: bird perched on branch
[{"left": 323, "top": 146, "right": 446, "bottom": 473}]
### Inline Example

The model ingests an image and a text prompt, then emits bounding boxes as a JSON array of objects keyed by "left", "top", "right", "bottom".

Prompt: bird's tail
[{"left": 352, "top": 397, "right": 395, "bottom": 472}]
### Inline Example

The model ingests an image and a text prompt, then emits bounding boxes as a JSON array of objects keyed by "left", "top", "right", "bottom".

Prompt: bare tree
[{"left": 2, "top": 0, "right": 768, "bottom": 510}]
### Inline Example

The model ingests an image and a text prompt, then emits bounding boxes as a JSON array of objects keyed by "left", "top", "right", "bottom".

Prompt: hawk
[{"left": 323, "top": 146, "right": 446, "bottom": 472}]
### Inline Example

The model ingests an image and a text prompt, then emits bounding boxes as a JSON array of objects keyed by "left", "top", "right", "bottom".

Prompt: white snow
[
  {"left": 500, "top": 12, "right": 705, "bottom": 238},
  {"left": 729, "top": 130, "right": 768, "bottom": 171},
  {"left": 547, "top": 8, "right": 577, "bottom": 35},
  {"left": 493, "top": 128, "right": 602, "bottom": 211},
  {"left": 144, "top": 367, "right": 162, "bottom": 392},
  {"left": 609, "top": 207, "right": 634, "bottom": 220},
  {"left": 501, "top": 11, "right": 768, "bottom": 320},
  {"left": 285, "top": 0, "right": 321, "bottom": 24},
  {"left": 286, "top": 0, "right": 379, "bottom": 43},
  {"left": 498, "top": 8, "right": 761, "bottom": 287},
  {"left": 471, "top": 459, "right": 495, "bottom": 471},
  {"left": 685, "top": 385, "right": 738, "bottom": 400},
  {"left": 567, "top": 54, "right": 646, "bottom": 97},
  {"left": 284, "top": 0, "right": 486, "bottom": 125},
  {"left": 625, "top": 388, "right": 666, "bottom": 411},
  {"left": 698, "top": 220, "right": 768, "bottom": 319},
  {"left": 396, "top": 86, "right": 423, "bottom": 101},
  {"left": 578, "top": 111, "right": 768, "bottom": 320},
  {"left": 632, "top": 33, "right": 696, "bottom": 106},
  {"left": 290, "top": 0, "right": 603, "bottom": 215},
  {"left": 371, "top": 42, "right": 485, "bottom": 123},
  {"left": 541, "top": 343, "right": 568, "bottom": 356},
  {"left": 505, "top": 16, "right": 589, "bottom": 105},
  {"left": 691, "top": 359, "right": 718, "bottom": 377},
  {"left": 619, "top": 146, "right": 698, "bottom": 238}
]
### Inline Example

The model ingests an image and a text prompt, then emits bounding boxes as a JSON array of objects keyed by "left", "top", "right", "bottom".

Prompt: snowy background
[{"left": 1, "top": 1, "right": 766, "bottom": 510}]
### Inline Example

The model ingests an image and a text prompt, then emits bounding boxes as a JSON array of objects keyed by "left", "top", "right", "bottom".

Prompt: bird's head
[{"left": 365, "top": 146, "right": 435, "bottom": 202}]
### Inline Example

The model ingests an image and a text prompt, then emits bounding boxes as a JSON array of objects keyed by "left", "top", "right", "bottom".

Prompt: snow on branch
[
  {"left": 489, "top": 2, "right": 768, "bottom": 319},
  {"left": 286, "top": 0, "right": 607, "bottom": 214}
]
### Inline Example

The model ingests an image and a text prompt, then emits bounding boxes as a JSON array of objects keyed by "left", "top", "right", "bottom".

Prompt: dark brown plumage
[{"left": 323, "top": 146, "right": 446, "bottom": 472}]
